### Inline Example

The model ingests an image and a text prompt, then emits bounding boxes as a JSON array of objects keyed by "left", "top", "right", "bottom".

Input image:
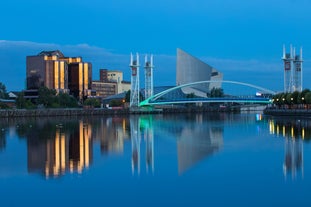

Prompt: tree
[
  {"left": 305, "top": 92, "right": 311, "bottom": 104},
  {"left": 57, "top": 93, "right": 78, "bottom": 108},
  {"left": 0, "top": 82, "right": 8, "bottom": 99},
  {"left": 208, "top": 87, "right": 224, "bottom": 98},
  {"left": 38, "top": 87, "right": 57, "bottom": 107},
  {"left": 84, "top": 98, "right": 101, "bottom": 108},
  {"left": 186, "top": 92, "right": 196, "bottom": 98}
]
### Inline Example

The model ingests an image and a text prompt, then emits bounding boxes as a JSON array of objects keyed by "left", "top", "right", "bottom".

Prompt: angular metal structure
[{"left": 176, "top": 48, "right": 223, "bottom": 97}]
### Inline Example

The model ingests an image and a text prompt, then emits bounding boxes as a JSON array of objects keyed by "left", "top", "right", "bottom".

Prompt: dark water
[{"left": 0, "top": 113, "right": 310, "bottom": 207}]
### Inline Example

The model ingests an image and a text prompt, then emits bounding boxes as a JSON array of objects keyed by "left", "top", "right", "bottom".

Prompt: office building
[
  {"left": 26, "top": 50, "right": 92, "bottom": 100},
  {"left": 92, "top": 69, "right": 130, "bottom": 98}
]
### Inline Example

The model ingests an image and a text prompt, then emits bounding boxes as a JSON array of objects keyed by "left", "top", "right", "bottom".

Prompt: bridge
[{"left": 139, "top": 80, "right": 275, "bottom": 107}]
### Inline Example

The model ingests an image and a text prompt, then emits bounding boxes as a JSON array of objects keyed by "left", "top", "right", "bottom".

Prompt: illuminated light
[
  {"left": 84, "top": 63, "right": 89, "bottom": 90},
  {"left": 60, "top": 61, "right": 65, "bottom": 89},
  {"left": 54, "top": 132, "right": 60, "bottom": 176},
  {"left": 61, "top": 133, "right": 66, "bottom": 172},
  {"left": 283, "top": 126, "right": 286, "bottom": 136},
  {"left": 79, "top": 63, "right": 83, "bottom": 98},
  {"left": 79, "top": 121, "right": 84, "bottom": 172},
  {"left": 276, "top": 125, "right": 279, "bottom": 135},
  {"left": 291, "top": 126, "right": 294, "bottom": 138},
  {"left": 256, "top": 114, "right": 262, "bottom": 121},
  {"left": 269, "top": 121, "right": 274, "bottom": 134},
  {"left": 54, "top": 61, "right": 59, "bottom": 89},
  {"left": 302, "top": 128, "right": 305, "bottom": 139},
  {"left": 69, "top": 161, "right": 74, "bottom": 173},
  {"left": 85, "top": 128, "right": 90, "bottom": 168}
]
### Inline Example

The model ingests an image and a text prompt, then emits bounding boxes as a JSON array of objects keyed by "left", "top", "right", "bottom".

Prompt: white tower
[
  {"left": 144, "top": 54, "right": 154, "bottom": 100},
  {"left": 130, "top": 53, "right": 140, "bottom": 108},
  {"left": 293, "top": 47, "right": 303, "bottom": 92},
  {"left": 282, "top": 45, "right": 294, "bottom": 93}
]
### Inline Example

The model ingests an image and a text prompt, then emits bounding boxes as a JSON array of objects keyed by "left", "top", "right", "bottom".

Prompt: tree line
[
  {"left": 0, "top": 82, "right": 101, "bottom": 109},
  {"left": 272, "top": 89, "right": 311, "bottom": 106}
]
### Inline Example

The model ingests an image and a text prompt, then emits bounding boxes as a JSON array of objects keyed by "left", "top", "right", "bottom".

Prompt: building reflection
[
  {"left": 268, "top": 119, "right": 309, "bottom": 179},
  {"left": 143, "top": 113, "right": 224, "bottom": 174},
  {"left": 95, "top": 117, "right": 129, "bottom": 154},
  {"left": 130, "top": 116, "right": 154, "bottom": 175},
  {"left": 27, "top": 120, "right": 92, "bottom": 178},
  {"left": 176, "top": 114, "right": 223, "bottom": 174}
]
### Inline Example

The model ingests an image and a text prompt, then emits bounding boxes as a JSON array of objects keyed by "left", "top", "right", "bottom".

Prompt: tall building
[
  {"left": 176, "top": 48, "right": 223, "bottom": 97},
  {"left": 282, "top": 45, "right": 303, "bottom": 92},
  {"left": 26, "top": 50, "right": 92, "bottom": 100},
  {"left": 26, "top": 50, "right": 68, "bottom": 92}
]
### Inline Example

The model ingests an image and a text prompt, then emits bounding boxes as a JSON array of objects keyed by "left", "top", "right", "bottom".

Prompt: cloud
[{"left": 1, "top": 40, "right": 306, "bottom": 92}]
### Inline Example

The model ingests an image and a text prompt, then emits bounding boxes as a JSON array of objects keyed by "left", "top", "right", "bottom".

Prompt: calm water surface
[{"left": 0, "top": 113, "right": 310, "bottom": 207}]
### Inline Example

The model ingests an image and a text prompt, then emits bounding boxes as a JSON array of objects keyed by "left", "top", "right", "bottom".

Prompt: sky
[{"left": 1, "top": 0, "right": 311, "bottom": 92}]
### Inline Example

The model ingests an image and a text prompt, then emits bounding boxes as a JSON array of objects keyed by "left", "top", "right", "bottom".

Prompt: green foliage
[
  {"left": 186, "top": 92, "right": 196, "bottom": 98},
  {"left": 109, "top": 99, "right": 123, "bottom": 107},
  {"left": 84, "top": 98, "right": 101, "bottom": 108},
  {"left": 273, "top": 90, "right": 311, "bottom": 105},
  {"left": 305, "top": 92, "right": 311, "bottom": 104},
  {"left": 125, "top": 90, "right": 131, "bottom": 102},
  {"left": 0, "top": 82, "right": 8, "bottom": 99},
  {"left": 207, "top": 87, "right": 224, "bottom": 98},
  {"left": 57, "top": 93, "right": 78, "bottom": 108},
  {"left": 15, "top": 92, "right": 35, "bottom": 109},
  {"left": 38, "top": 87, "right": 57, "bottom": 107}
]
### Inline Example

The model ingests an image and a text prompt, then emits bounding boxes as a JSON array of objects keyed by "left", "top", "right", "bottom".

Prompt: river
[{"left": 0, "top": 112, "right": 310, "bottom": 207}]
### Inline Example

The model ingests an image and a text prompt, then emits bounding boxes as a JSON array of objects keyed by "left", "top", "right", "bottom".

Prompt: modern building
[
  {"left": 26, "top": 50, "right": 92, "bottom": 100},
  {"left": 176, "top": 48, "right": 223, "bottom": 97}
]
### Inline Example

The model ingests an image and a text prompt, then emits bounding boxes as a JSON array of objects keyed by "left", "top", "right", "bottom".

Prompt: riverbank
[
  {"left": 264, "top": 107, "right": 311, "bottom": 117},
  {"left": 0, "top": 106, "right": 242, "bottom": 118}
]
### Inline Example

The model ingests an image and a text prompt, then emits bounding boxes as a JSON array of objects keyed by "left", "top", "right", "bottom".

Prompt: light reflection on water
[{"left": 0, "top": 113, "right": 311, "bottom": 206}]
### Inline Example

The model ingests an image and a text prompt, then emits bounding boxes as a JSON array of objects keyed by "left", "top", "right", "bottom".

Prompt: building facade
[
  {"left": 26, "top": 50, "right": 92, "bottom": 100},
  {"left": 92, "top": 69, "right": 130, "bottom": 98},
  {"left": 176, "top": 48, "right": 223, "bottom": 97}
]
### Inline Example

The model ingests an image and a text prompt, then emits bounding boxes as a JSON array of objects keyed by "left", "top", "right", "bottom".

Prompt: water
[{"left": 0, "top": 113, "right": 310, "bottom": 207}]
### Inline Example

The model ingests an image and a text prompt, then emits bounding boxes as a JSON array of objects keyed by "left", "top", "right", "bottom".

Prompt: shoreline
[
  {"left": 0, "top": 107, "right": 242, "bottom": 118},
  {"left": 264, "top": 107, "right": 311, "bottom": 117}
]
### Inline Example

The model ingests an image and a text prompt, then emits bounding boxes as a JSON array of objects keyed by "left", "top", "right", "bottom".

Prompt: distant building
[
  {"left": 176, "top": 48, "right": 223, "bottom": 97},
  {"left": 26, "top": 50, "right": 92, "bottom": 100},
  {"left": 92, "top": 69, "right": 130, "bottom": 98}
]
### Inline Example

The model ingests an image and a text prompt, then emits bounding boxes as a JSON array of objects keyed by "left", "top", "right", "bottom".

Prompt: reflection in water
[
  {"left": 0, "top": 113, "right": 226, "bottom": 178},
  {"left": 130, "top": 116, "right": 154, "bottom": 175},
  {"left": 27, "top": 121, "right": 92, "bottom": 178},
  {"left": 177, "top": 114, "right": 223, "bottom": 174},
  {"left": 268, "top": 118, "right": 309, "bottom": 179},
  {"left": 151, "top": 113, "right": 224, "bottom": 174}
]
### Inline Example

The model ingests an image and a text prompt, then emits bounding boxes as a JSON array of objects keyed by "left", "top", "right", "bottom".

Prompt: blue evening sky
[{"left": 1, "top": 0, "right": 311, "bottom": 92}]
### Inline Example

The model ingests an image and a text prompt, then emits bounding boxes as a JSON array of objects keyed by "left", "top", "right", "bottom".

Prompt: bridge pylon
[
  {"left": 130, "top": 53, "right": 140, "bottom": 109},
  {"left": 144, "top": 54, "right": 154, "bottom": 100}
]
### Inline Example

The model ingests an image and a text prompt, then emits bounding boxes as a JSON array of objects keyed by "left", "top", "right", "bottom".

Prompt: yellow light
[
  {"left": 61, "top": 133, "right": 66, "bottom": 172},
  {"left": 54, "top": 61, "right": 59, "bottom": 90},
  {"left": 79, "top": 63, "right": 83, "bottom": 98},
  {"left": 60, "top": 61, "right": 65, "bottom": 89}
]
